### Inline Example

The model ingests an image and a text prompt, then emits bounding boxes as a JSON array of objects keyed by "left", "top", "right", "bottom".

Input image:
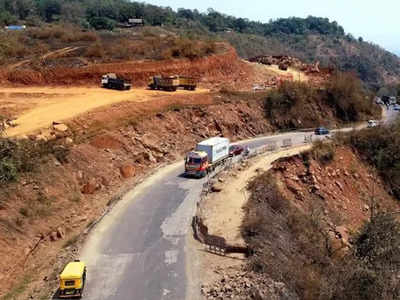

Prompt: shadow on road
[{"left": 51, "top": 289, "right": 60, "bottom": 299}]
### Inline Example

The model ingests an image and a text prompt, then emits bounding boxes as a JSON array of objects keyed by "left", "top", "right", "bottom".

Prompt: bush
[
  {"left": 310, "top": 140, "right": 335, "bottom": 163},
  {"left": 88, "top": 17, "right": 115, "bottom": 30},
  {"left": 163, "top": 37, "right": 217, "bottom": 60},
  {"left": 0, "top": 138, "right": 70, "bottom": 185},
  {"left": 243, "top": 172, "right": 331, "bottom": 298},
  {"left": 263, "top": 73, "right": 379, "bottom": 130},
  {"left": 85, "top": 42, "right": 104, "bottom": 58},
  {"left": 348, "top": 119, "right": 400, "bottom": 200},
  {"left": 331, "top": 214, "right": 400, "bottom": 299}
]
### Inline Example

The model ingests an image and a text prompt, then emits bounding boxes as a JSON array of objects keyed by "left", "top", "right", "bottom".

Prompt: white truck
[{"left": 185, "top": 137, "right": 230, "bottom": 178}]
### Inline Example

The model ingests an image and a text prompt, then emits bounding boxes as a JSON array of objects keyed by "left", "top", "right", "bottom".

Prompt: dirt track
[{"left": 1, "top": 86, "right": 209, "bottom": 136}]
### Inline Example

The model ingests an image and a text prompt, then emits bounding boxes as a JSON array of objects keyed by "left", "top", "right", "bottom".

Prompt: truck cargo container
[
  {"left": 148, "top": 75, "right": 179, "bottom": 91},
  {"left": 178, "top": 76, "right": 197, "bottom": 90}
]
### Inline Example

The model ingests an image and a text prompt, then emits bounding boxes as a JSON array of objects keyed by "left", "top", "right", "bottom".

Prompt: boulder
[
  {"left": 50, "top": 231, "right": 58, "bottom": 241},
  {"left": 56, "top": 227, "right": 65, "bottom": 239},
  {"left": 81, "top": 178, "right": 97, "bottom": 194},
  {"left": 120, "top": 165, "right": 135, "bottom": 178},
  {"left": 52, "top": 122, "right": 68, "bottom": 132},
  {"left": 144, "top": 151, "right": 157, "bottom": 163}
]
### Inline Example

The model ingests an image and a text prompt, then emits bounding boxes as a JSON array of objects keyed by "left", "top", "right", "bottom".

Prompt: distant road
[{"left": 80, "top": 107, "right": 398, "bottom": 300}]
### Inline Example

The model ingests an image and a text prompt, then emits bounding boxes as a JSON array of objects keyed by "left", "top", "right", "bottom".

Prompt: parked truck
[
  {"left": 101, "top": 73, "right": 131, "bottom": 90},
  {"left": 148, "top": 75, "right": 180, "bottom": 91},
  {"left": 185, "top": 137, "right": 230, "bottom": 178},
  {"left": 178, "top": 76, "right": 197, "bottom": 90}
]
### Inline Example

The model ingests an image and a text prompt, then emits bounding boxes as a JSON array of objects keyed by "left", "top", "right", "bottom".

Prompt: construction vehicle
[
  {"left": 185, "top": 137, "right": 230, "bottom": 178},
  {"left": 148, "top": 75, "right": 180, "bottom": 91},
  {"left": 178, "top": 76, "right": 197, "bottom": 90},
  {"left": 101, "top": 73, "right": 131, "bottom": 90}
]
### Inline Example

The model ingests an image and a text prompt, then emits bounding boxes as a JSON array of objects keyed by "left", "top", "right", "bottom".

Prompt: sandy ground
[
  {"left": 196, "top": 145, "right": 311, "bottom": 289},
  {"left": 263, "top": 64, "right": 309, "bottom": 81},
  {"left": 0, "top": 86, "right": 209, "bottom": 136}
]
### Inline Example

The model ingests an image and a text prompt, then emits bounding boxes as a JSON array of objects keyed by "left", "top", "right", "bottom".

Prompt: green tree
[{"left": 38, "top": 0, "right": 61, "bottom": 22}]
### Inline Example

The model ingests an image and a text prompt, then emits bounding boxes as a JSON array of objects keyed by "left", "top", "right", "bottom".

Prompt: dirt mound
[{"left": 0, "top": 46, "right": 253, "bottom": 90}]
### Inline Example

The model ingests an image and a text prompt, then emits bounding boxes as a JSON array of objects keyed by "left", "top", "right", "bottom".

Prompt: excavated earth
[{"left": 199, "top": 146, "right": 400, "bottom": 299}]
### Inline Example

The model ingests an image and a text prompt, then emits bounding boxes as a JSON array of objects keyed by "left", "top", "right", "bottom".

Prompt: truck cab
[{"left": 185, "top": 151, "right": 209, "bottom": 178}]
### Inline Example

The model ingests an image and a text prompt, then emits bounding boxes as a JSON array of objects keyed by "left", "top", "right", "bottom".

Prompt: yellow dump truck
[
  {"left": 59, "top": 261, "right": 86, "bottom": 298},
  {"left": 178, "top": 76, "right": 197, "bottom": 90},
  {"left": 148, "top": 75, "right": 180, "bottom": 91}
]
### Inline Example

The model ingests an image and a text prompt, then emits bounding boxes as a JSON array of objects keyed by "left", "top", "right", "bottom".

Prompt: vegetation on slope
[
  {"left": 264, "top": 72, "right": 380, "bottom": 129},
  {"left": 243, "top": 155, "right": 400, "bottom": 299},
  {"left": 347, "top": 119, "right": 400, "bottom": 200},
  {"left": 1, "top": 0, "right": 399, "bottom": 88}
]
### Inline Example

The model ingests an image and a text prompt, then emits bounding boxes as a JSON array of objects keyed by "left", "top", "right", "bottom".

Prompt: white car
[{"left": 367, "top": 120, "right": 378, "bottom": 128}]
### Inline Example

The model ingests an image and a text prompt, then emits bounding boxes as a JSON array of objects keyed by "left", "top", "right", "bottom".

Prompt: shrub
[
  {"left": 0, "top": 138, "right": 70, "bottom": 185},
  {"left": 310, "top": 140, "right": 335, "bottom": 163},
  {"left": 85, "top": 42, "right": 104, "bottom": 58},
  {"left": 263, "top": 73, "right": 379, "bottom": 130},
  {"left": 331, "top": 214, "right": 400, "bottom": 299},
  {"left": 348, "top": 119, "right": 400, "bottom": 200}
]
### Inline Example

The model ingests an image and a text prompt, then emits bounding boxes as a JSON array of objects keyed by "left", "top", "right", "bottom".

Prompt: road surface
[{"left": 80, "top": 108, "right": 397, "bottom": 300}]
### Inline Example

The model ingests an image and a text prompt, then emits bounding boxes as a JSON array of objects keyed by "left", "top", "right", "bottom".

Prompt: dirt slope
[
  {"left": 1, "top": 87, "right": 208, "bottom": 137},
  {"left": 0, "top": 47, "right": 253, "bottom": 89},
  {"left": 199, "top": 146, "right": 400, "bottom": 299}
]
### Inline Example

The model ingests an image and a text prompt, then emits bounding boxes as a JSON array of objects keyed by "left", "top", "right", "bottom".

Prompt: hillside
[
  {"left": 1, "top": 0, "right": 400, "bottom": 88},
  {"left": 222, "top": 32, "right": 400, "bottom": 89}
]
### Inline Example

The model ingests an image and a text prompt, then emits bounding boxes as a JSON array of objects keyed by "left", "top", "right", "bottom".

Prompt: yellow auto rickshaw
[{"left": 59, "top": 260, "right": 86, "bottom": 298}]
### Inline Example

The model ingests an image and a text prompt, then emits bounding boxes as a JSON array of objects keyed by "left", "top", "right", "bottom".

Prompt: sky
[{"left": 143, "top": 0, "right": 400, "bottom": 55}]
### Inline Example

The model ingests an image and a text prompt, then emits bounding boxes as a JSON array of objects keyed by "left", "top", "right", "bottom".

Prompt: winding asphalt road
[{"left": 80, "top": 107, "right": 397, "bottom": 300}]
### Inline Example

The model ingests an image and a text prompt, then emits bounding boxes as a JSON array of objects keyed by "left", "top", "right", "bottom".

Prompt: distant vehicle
[
  {"left": 375, "top": 97, "right": 384, "bottom": 105},
  {"left": 101, "top": 73, "right": 131, "bottom": 90},
  {"left": 367, "top": 120, "right": 378, "bottom": 128},
  {"left": 185, "top": 137, "right": 230, "bottom": 178},
  {"left": 148, "top": 75, "right": 180, "bottom": 91},
  {"left": 58, "top": 260, "right": 86, "bottom": 298},
  {"left": 229, "top": 145, "right": 244, "bottom": 157},
  {"left": 314, "top": 127, "right": 330, "bottom": 135},
  {"left": 252, "top": 84, "right": 264, "bottom": 91},
  {"left": 4, "top": 25, "right": 26, "bottom": 30},
  {"left": 148, "top": 75, "right": 197, "bottom": 91},
  {"left": 393, "top": 104, "right": 400, "bottom": 111}
]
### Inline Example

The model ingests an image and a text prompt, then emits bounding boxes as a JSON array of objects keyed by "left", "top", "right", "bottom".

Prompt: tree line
[{"left": 0, "top": 0, "right": 347, "bottom": 36}]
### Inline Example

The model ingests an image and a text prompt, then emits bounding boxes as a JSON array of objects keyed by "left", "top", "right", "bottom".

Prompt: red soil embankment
[{"left": 0, "top": 47, "right": 251, "bottom": 88}]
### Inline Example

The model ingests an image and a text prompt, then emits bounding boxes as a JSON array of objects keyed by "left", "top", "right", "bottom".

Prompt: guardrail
[{"left": 192, "top": 136, "right": 314, "bottom": 256}]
